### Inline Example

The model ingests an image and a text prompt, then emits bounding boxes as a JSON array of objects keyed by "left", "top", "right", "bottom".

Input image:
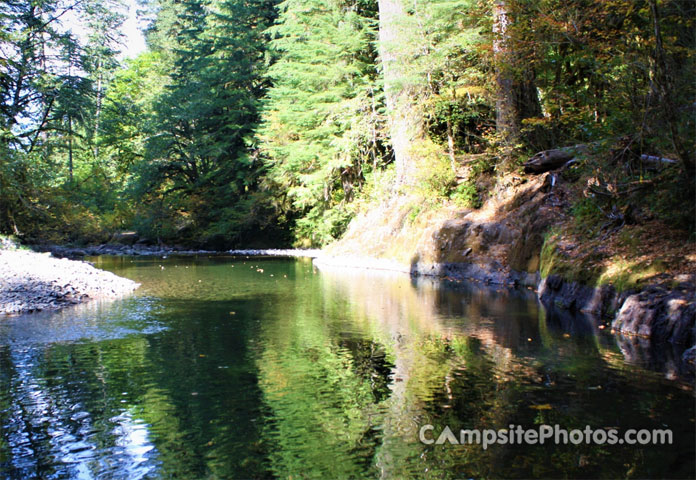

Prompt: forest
[
  {"left": 1, "top": 0, "right": 694, "bottom": 249},
  {"left": 1, "top": 2, "right": 695, "bottom": 477}
]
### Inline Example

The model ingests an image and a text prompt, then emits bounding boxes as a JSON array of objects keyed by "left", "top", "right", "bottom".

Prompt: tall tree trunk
[
  {"left": 378, "top": 0, "right": 426, "bottom": 186},
  {"left": 493, "top": 1, "right": 543, "bottom": 156},
  {"left": 446, "top": 113, "right": 456, "bottom": 172},
  {"left": 68, "top": 115, "right": 74, "bottom": 183},
  {"left": 648, "top": 0, "right": 694, "bottom": 181},
  {"left": 493, "top": 0, "right": 518, "bottom": 147},
  {"left": 94, "top": 67, "right": 103, "bottom": 159}
]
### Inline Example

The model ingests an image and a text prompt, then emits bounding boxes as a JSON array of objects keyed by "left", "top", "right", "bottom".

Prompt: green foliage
[
  {"left": 0, "top": 0, "right": 130, "bottom": 241},
  {"left": 428, "top": 97, "right": 493, "bottom": 153},
  {"left": 355, "top": 166, "right": 397, "bottom": 209},
  {"left": 644, "top": 167, "right": 696, "bottom": 234},
  {"left": 417, "top": 144, "right": 456, "bottom": 200},
  {"left": 259, "top": 0, "right": 385, "bottom": 247},
  {"left": 100, "top": 52, "right": 168, "bottom": 169},
  {"left": 407, "top": 0, "right": 495, "bottom": 159},
  {"left": 450, "top": 181, "right": 480, "bottom": 208},
  {"left": 107, "top": 0, "right": 278, "bottom": 247},
  {"left": 406, "top": 204, "right": 422, "bottom": 224},
  {"left": 294, "top": 203, "right": 356, "bottom": 248},
  {"left": 509, "top": 0, "right": 695, "bottom": 162},
  {"left": 0, "top": 0, "right": 693, "bottom": 251}
]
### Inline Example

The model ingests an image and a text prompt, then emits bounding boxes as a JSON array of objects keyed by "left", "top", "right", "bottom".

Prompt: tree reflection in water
[{"left": 0, "top": 257, "right": 692, "bottom": 479}]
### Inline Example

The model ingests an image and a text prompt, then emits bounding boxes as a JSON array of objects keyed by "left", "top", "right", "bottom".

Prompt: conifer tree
[
  {"left": 260, "top": 0, "right": 383, "bottom": 246},
  {"left": 136, "top": 0, "right": 276, "bottom": 245}
]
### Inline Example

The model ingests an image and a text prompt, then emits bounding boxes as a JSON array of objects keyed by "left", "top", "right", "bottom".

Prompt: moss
[
  {"left": 570, "top": 197, "right": 603, "bottom": 235},
  {"left": 539, "top": 231, "right": 561, "bottom": 279},
  {"left": 540, "top": 227, "right": 668, "bottom": 293},
  {"left": 596, "top": 259, "right": 665, "bottom": 293},
  {"left": 539, "top": 230, "right": 603, "bottom": 285}
]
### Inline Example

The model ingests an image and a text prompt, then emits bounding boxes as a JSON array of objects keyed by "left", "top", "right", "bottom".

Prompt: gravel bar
[
  {"left": 228, "top": 249, "right": 322, "bottom": 257},
  {"left": 0, "top": 249, "right": 139, "bottom": 315}
]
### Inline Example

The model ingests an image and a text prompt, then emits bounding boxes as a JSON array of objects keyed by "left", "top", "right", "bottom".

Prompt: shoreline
[
  {"left": 4, "top": 243, "right": 694, "bottom": 375},
  {"left": 0, "top": 247, "right": 139, "bottom": 315},
  {"left": 36, "top": 244, "right": 325, "bottom": 259},
  {"left": 312, "top": 253, "right": 695, "bottom": 375}
]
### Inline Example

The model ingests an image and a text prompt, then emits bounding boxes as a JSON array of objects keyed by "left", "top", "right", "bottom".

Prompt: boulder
[{"left": 612, "top": 288, "right": 696, "bottom": 345}]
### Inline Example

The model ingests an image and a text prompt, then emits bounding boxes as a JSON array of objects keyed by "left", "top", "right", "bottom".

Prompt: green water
[{"left": 0, "top": 256, "right": 693, "bottom": 479}]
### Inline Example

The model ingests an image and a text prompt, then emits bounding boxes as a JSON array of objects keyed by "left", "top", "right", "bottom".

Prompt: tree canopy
[{"left": 1, "top": 0, "right": 693, "bottom": 247}]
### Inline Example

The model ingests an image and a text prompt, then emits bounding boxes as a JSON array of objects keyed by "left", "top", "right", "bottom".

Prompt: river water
[{"left": 0, "top": 255, "right": 693, "bottom": 479}]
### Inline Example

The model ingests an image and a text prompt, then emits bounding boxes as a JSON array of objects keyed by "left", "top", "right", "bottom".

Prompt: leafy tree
[{"left": 0, "top": 0, "right": 88, "bottom": 234}]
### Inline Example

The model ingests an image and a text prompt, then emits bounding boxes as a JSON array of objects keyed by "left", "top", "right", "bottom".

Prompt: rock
[
  {"left": 683, "top": 346, "right": 696, "bottom": 371},
  {"left": 612, "top": 289, "right": 695, "bottom": 345},
  {"left": 537, "top": 271, "right": 696, "bottom": 376}
]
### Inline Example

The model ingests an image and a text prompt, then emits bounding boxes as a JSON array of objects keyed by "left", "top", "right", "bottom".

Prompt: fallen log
[
  {"left": 524, "top": 144, "right": 589, "bottom": 174},
  {"left": 639, "top": 154, "right": 678, "bottom": 171}
]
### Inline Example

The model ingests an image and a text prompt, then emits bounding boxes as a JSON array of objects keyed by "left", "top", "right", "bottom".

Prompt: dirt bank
[{"left": 320, "top": 169, "right": 695, "bottom": 373}]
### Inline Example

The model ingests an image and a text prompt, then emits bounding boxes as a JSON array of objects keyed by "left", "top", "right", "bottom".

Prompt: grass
[{"left": 596, "top": 258, "right": 666, "bottom": 292}]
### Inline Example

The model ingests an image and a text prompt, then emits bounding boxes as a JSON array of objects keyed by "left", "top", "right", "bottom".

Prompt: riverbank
[
  {"left": 0, "top": 245, "right": 139, "bottom": 315},
  {"left": 7, "top": 212, "right": 694, "bottom": 374},
  {"left": 319, "top": 167, "right": 696, "bottom": 373},
  {"left": 313, "top": 251, "right": 695, "bottom": 372},
  {"left": 36, "top": 243, "right": 214, "bottom": 258}
]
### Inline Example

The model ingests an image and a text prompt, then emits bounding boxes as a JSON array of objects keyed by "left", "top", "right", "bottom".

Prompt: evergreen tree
[
  {"left": 133, "top": 0, "right": 277, "bottom": 245},
  {"left": 0, "top": 0, "right": 111, "bottom": 234},
  {"left": 1, "top": 0, "right": 693, "bottom": 244},
  {"left": 82, "top": 0, "right": 126, "bottom": 159},
  {"left": 260, "top": 0, "right": 384, "bottom": 246}
]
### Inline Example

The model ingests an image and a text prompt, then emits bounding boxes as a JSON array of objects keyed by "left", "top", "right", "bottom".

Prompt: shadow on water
[{"left": 0, "top": 256, "right": 693, "bottom": 479}]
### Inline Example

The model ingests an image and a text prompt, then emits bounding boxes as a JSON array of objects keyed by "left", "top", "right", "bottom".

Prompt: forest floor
[{"left": 0, "top": 242, "right": 139, "bottom": 315}]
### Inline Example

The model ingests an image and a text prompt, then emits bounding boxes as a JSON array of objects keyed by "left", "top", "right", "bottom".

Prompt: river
[{"left": 0, "top": 255, "right": 693, "bottom": 479}]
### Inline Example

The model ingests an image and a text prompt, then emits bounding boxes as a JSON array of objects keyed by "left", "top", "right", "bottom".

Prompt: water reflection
[
  {"left": 0, "top": 297, "right": 165, "bottom": 346},
  {"left": 0, "top": 257, "right": 692, "bottom": 479},
  {"left": 0, "top": 338, "right": 161, "bottom": 479},
  {"left": 258, "top": 264, "right": 695, "bottom": 479}
]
